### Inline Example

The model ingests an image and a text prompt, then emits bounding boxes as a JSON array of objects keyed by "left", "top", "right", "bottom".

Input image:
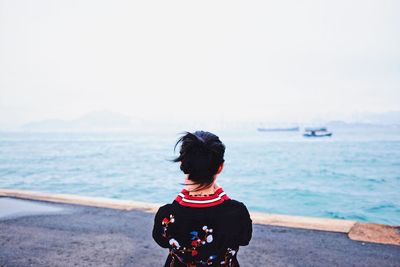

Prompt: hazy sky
[{"left": 1, "top": 0, "right": 399, "bottom": 127}]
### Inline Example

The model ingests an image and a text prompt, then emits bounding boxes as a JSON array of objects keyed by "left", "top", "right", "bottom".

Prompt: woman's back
[
  {"left": 152, "top": 131, "right": 252, "bottom": 266},
  {"left": 153, "top": 188, "right": 252, "bottom": 266}
]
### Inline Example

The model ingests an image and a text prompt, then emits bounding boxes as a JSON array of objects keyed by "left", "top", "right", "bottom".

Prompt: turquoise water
[{"left": 1, "top": 127, "right": 399, "bottom": 225}]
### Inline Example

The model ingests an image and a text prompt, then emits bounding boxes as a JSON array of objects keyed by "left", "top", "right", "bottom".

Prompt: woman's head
[{"left": 173, "top": 131, "right": 225, "bottom": 190}]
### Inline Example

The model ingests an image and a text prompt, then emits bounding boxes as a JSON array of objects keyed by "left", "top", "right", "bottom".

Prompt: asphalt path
[{"left": 0, "top": 198, "right": 399, "bottom": 267}]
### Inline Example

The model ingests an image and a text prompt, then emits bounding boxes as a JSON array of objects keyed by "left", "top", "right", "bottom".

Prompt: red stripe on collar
[{"left": 175, "top": 187, "right": 230, "bottom": 208}]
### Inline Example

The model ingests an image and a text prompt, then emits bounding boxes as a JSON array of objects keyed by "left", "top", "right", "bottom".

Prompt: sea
[{"left": 1, "top": 126, "right": 399, "bottom": 225}]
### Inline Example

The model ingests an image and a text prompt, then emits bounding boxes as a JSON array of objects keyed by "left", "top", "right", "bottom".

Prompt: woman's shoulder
[
  {"left": 155, "top": 188, "right": 251, "bottom": 219},
  {"left": 224, "top": 198, "right": 248, "bottom": 209},
  {"left": 155, "top": 203, "right": 173, "bottom": 215},
  {"left": 222, "top": 198, "right": 251, "bottom": 216}
]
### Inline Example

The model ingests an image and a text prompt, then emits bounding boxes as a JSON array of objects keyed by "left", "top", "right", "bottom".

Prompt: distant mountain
[
  {"left": 355, "top": 111, "right": 400, "bottom": 125},
  {"left": 318, "top": 112, "right": 400, "bottom": 130},
  {"left": 20, "top": 110, "right": 142, "bottom": 132},
  {"left": 325, "top": 121, "right": 399, "bottom": 130},
  {"left": 15, "top": 110, "right": 400, "bottom": 132}
]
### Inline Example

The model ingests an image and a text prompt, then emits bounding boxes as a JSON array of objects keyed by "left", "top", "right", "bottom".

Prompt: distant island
[
  {"left": 19, "top": 110, "right": 142, "bottom": 132},
  {"left": 2, "top": 110, "right": 399, "bottom": 133},
  {"left": 257, "top": 127, "right": 299, "bottom": 132}
]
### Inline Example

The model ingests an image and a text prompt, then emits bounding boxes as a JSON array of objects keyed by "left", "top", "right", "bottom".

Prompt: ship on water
[
  {"left": 303, "top": 127, "right": 332, "bottom": 137},
  {"left": 257, "top": 126, "right": 300, "bottom": 132}
]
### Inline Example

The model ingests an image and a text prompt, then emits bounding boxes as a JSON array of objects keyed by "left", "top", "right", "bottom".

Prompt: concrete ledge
[
  {"left": 1, "top": 188, "right": 399, "bottom": 246},
  {"left": 0, "top": 188, "right": 355, "bottom": 233},
  {"left": 0, "top": 188, "right": 160, "bottom": 213},
  {"left": 251, "top": 212, "right": 356, "bottom": 233},
  {"left": 348, "top": 222, "right": 400, "bottom": 246}
]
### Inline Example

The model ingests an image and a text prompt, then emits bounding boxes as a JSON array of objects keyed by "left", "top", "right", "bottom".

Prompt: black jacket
[{"left": 152, "top": 188, "right": 252, "bottom": 267}]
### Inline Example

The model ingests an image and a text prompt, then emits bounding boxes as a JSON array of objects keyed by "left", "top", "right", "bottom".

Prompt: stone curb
[{"left": 0, "top": 188, "right": 160, "bottom": 213}]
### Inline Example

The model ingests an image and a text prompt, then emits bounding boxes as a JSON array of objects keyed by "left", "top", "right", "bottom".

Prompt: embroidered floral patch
[
  {"left": 160, "top": 215, "right": 237, "bottom": 266},
  {"left": 161, "top": 214, "right": 175, "bottom": 238}
]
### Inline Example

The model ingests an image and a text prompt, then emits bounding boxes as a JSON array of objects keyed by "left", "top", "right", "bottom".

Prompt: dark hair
[{"left": 173, "top": 131, "right": 225, "bottom": 190}]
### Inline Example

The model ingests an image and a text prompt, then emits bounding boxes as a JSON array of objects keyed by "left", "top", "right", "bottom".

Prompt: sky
[{"left": 0, "top": 0, "right": 399, "bottom": 128}]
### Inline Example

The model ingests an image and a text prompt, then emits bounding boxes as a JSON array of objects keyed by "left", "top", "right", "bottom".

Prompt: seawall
[{"left": 0, "top": 188, "right": 399, "bottom": 246}]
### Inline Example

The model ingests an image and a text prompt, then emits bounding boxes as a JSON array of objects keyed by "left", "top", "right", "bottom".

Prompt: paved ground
[
  {"left": 0, "top": 198, "right": 399, "bottom": 267},
  {"left": 0, "top": 198, "right": 64, "bottom": 219}
]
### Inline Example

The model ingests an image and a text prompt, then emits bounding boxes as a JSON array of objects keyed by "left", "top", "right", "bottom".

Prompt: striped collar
[{"left": 175, "top": 187, "right": 230, "bottom": 208}]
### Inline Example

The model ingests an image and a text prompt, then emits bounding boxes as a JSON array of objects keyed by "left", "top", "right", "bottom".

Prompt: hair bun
[{"left": 173, "top": 131, "right": 225, "bottom": 190}]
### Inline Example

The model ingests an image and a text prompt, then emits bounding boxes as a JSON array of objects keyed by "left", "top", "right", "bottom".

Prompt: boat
[
  {"left": 303, "top": 127, "right": 332, "bottom": 137},
  {"left": 257, "top": 127, "right": 300, "bottom": 132},
  {"left": 304, "top": 127, "right": 327, "bottom": 132}
]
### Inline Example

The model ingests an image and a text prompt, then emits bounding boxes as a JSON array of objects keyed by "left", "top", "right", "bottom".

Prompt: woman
[{"left": 152, "top": 131, "right": 252, "bottom": 267}]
